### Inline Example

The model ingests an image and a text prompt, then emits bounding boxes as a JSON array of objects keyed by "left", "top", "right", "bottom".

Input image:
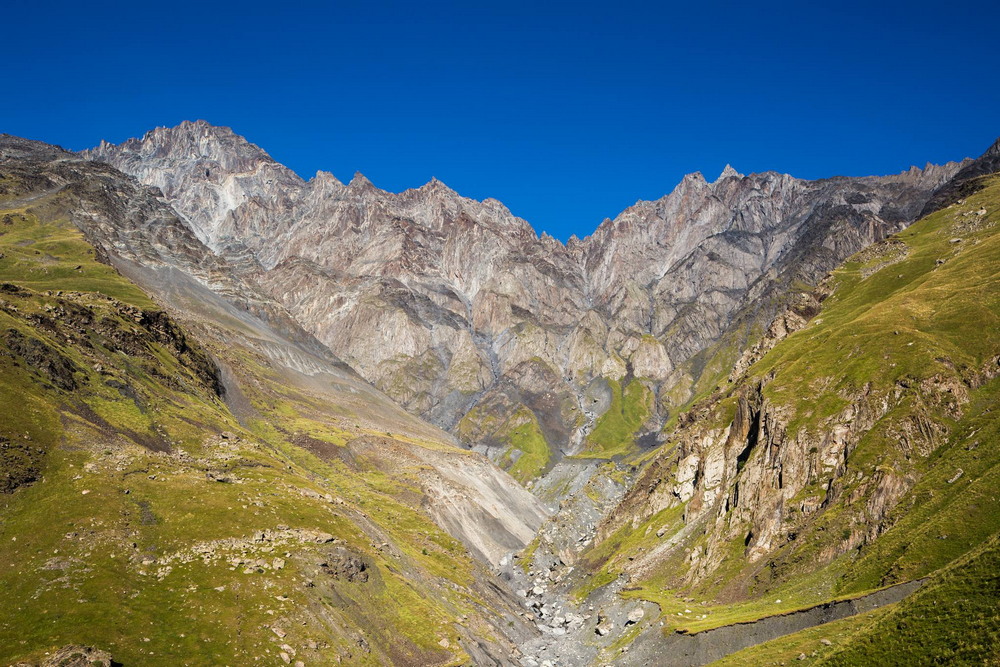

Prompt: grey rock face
[
  {"left": 86, "top": 122, "right": 966, "bottom": 476},
  {"left": 87, "top": 122, "right": 304, "bottom": 251}
]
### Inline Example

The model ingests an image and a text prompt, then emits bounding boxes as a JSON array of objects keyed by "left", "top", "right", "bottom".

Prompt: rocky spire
[{"left": 716, "top": 164, "right": 744, "bottom": 182}]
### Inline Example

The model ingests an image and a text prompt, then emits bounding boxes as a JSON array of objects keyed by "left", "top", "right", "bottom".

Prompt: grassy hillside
[
  {"left": 0, "top": 186, "right": 520, "bottom": 664},
  {"left": 574, "top": 173, "right": 1000, "bottom": 660},
  {"left": 580, "top": 378, "right": 654, "bottom": 459},
  {"left": 712, "top": 535, "right": 1000, "bottom": 665},
  {"left": 459, "top": 403, "right": 553, "bottom": 484}
]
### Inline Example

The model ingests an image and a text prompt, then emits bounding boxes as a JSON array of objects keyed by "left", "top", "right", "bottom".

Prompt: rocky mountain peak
[
  {"left": 311, "top": 169, "right": 343, "bottom": 186},
  {"left": 347, "top": 171, "right": 376, "bottom": 190},
  {"left": 716, "top": 163, "right": 744, "bottom": 181},
  {"left": 85, "top": 121, "right": 305, "bottom": 250},
  {"left": 418, "top": 176, "right": 453, "bottom": 191},
  {"left": 984, "top": 136, "right": 1000, "bottom": 157},
  {"left": 408, "top": 177, "right": 463, "bottom": 205},
  {"left": 122, "top": 120, "right": 275, "bottom": 168}
]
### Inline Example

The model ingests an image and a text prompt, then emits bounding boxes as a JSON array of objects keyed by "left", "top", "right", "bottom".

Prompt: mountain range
[
  {"left": 88, "top": 122, "right": 965, "bottom": 480},
  {"left": 0, "top": 123, "right": 998, "bottom": 665}
]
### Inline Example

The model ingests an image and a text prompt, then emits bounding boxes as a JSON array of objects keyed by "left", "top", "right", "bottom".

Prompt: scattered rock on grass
[{"left": 38, "top": 645, "right": 113, "bottom": 667}]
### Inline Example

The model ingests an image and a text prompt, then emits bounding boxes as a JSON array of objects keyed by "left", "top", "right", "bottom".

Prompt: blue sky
[{"left": 3, "top": 0, "right": 999, "bottom": 240}]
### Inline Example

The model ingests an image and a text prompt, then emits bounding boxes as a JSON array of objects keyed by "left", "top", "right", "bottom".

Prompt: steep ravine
[{"left": 530, "top": 167, "right": 1000, "bottom": 663}]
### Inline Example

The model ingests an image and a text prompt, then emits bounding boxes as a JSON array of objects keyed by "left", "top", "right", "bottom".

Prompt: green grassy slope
[
  {"left": 459, "top": 403, "right": 553, "bottom": 484},
  {"left": 576, "top": 173, "right": 1000, "bottom": 659},
  {"left": 734, "top": 174, "right": 1000, "bottom": 599},
  {"left": 579, "top": 378, "right": 654, "bottom": 459},
  {"left": 0, "top": 191, "right": 517, "bottom": 664},
  {"left": 712, "top": 535, "right": 1000, "bottom": 665}
]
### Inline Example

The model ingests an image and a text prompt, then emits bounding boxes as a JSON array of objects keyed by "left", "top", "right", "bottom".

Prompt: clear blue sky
[{"left": 3, "top": 1, "right": 999, "bottom": 240}]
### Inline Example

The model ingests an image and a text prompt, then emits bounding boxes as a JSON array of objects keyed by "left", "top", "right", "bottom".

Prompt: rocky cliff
[{"left": 86, "top": 122, "right": 966, "bottom": 485}]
